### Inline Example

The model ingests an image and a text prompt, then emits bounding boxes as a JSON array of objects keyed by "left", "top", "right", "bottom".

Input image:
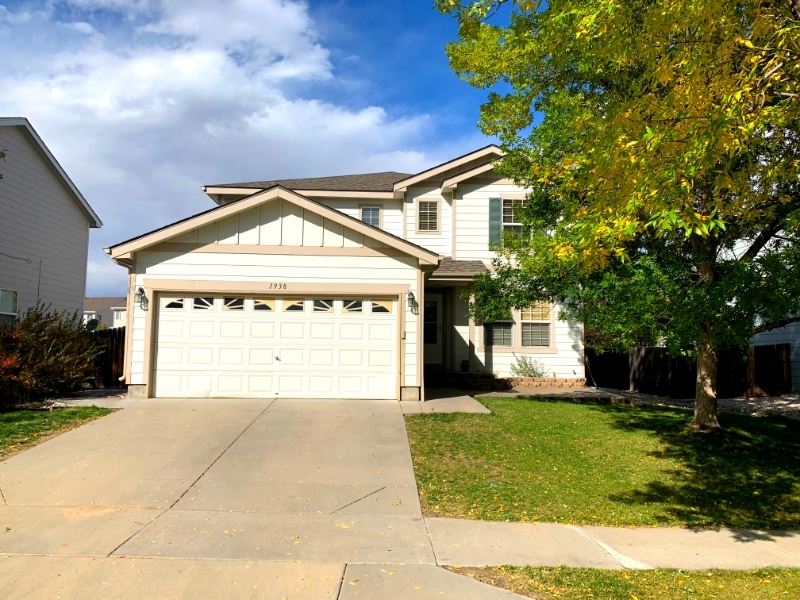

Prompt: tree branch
[
  {"left": 739, "top": 221, "right": 784, "bottom": 262},
  {"left": 751, "top": 315, "right": 800, "bottom": 336},
  {"left": 789, "top": 0, "right": 800, "bottom": 21}
]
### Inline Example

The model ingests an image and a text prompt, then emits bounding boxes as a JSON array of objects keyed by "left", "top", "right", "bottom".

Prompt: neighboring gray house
[
  {"left": 0, "top": 118, "right": 102, "bottom": 328},
  {"left": 83, "top": 296, "right": 126, "bottom": 328}
]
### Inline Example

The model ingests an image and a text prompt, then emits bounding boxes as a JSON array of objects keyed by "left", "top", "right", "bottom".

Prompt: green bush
[
  {"left": 510, "top": 354, "right": 548, "bottom": 378},
  {"left": 0, "top": 303, "right": 102, "bottom": 406}
]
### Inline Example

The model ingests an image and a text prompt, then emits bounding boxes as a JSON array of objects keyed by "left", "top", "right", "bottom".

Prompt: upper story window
[
  {"left": 417, "top": 200, "right": 439, "bottom": 233},
  {"left": 360, "top": 206, "right": 381, "bottom": 228},
  {"left": 503, "top": 198, "right": 527, "bottom": 236}
]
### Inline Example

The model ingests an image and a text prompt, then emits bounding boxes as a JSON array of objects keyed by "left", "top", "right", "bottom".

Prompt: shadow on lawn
[{"left": 597, "top": 403, "right": 800, "bottom": 538}]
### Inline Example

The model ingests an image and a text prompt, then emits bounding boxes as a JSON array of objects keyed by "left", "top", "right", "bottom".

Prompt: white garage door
[{"left": 153, "top": 295, "right": 398, "bottom": 399}]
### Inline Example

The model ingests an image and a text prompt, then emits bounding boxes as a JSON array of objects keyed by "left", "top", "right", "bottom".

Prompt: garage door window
[
  {"left": 343, "top": 299, "right": 363, "bottom": 313},
  {"left": 253, "top": 298, "right": 274, "bottom": 311},
  {"left": 371, "top": 299, "right": 392, "bottom": 314},
  {"left": 193, "top": 297, "right": 214, "bottom": 310},
  {"left": 313, "top": 299, "right": 334, "bottom": 312},
  {"left": 284, "top": 299, "right": 305, "bottom": 312},
  {"left": 162, "top": 297, "right": 184, "bottom": 310},
  {"left": 223, "top": 297, "right": 244, "bottom": 311}
]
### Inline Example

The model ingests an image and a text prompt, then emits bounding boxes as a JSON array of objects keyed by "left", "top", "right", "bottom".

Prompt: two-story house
[
  {"left": 1, "top": 117, "right": 102, "bottom": 328},
  {"left": 106, "top": 146, "right": 584, "bottom": 400}
]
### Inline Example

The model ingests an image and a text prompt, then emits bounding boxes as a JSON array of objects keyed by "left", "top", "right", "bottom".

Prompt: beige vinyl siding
[
  {"left": 455, "top": 182, "right": 530, "bottom": 262},
  {"left": 168, "top": 199, "right": 402, "bottom": 249},
  {"left": 0, "top": 126, "right": 90, "bottom": 315},
  {"left": 313, "top": 197, "right": 404, "bottom": 238},
  {"left": 472, "top": 304, "right": 585, "bottom": 378},
  {"left": 752, "top": 322, "right": 800, "bottom": 391},
  {"left": 405, "top": 186, "right": 452, "bottom": 256},
  {"left": 129, "top": 251, "right": 419, "bottom": 388}
]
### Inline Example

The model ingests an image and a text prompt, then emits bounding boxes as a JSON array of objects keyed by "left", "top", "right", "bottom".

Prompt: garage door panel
[
  {"left": 220, "top": 321, "right": 246, "bottom": 339},
  {"left": 249, "top": 348, "right": 275, "bottom": 366},
  {"left": 249, "top": 375, "right": 273, "bottom": 393},
  {"left": 189, "top": 321, "right": 215, "bottom": 338},
  {"left": 310, "top": 323, "right": 335, "bottom": 339},
  {"left": 309, "top": 349, "right": 334, "bottom": 366},
  {"left": 250, "top": 322, "right": 275, "bottom": 339},
  {"left": 219, "top": 348, "right": 245, "bottom": 365},
  {"left": 279, "top": 348, "right": 304, "bottom": 366},
  {"left": 339, "top": 349, "right": 364, "bottom": 367},
  {"left": 155, "top": 296, "right": 398, "bottom": 399}
]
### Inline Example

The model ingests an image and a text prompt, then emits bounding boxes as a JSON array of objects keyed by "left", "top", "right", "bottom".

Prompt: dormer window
[{"left": 360, "top": 206, "right": 381, "bottom": 228}]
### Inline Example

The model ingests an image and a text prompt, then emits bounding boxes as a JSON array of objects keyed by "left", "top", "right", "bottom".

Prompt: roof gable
[
  {"left": 107, "top": 186, "right": 439, "bottom": 265},
  {"left": 0, "top": 117, "right": 102, "bottom": 228},
  {"left": 392, "top": 145, "right": 504, "bottom": 191}
]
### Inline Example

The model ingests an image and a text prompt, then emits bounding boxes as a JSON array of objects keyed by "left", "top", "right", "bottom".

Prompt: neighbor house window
[
  {"left": 521, "top": 303, "right": 551, "bottom": 347},
  {"left": 418, "top": 200, "right": 439, "bottom": 232},
  {"left": 502, "top": 198, "right": 526, "bottom": 236},
  {"left": 484, "top": 322, "right": 513, "bottom": 347},
  {"left": 0, "top": 289, "right": 18, "bottom": 330},
  {"left": 360, "top": 206, "right": 381, "bottom": 228}
]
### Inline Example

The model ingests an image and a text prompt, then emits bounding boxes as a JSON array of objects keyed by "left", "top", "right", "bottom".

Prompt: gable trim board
[
  {"left": 107, "top": 186, "right": 438, "bottom": 266},
  {"left": 392, "top": 145, "right": 504, "bottom": 192},
  {"left": 441, "top": 162, "right": 498, "bottom": 193},
  {"left": 0, "top": 118, "right": 102, "bottom": 227}
]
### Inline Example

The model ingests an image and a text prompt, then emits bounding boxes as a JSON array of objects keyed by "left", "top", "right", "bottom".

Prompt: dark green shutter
[{"left": 488, "top": 197, "right": 502, "bottom": 247}]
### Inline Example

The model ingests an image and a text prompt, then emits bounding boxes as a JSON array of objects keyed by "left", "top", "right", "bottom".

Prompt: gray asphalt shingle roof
[{"left": 208, "top": 172, "right": 411, "bottom": 192}]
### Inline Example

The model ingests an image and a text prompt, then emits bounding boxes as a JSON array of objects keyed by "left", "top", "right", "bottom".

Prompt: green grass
[
  {"left": 451, "top": 566, "right": 800, "bottom": 599},
  {"left": 405, "top": 397, "right": 800, "bottom": 528},
  {"left": 0, "top": 407, "right": 112, "bottom": 460}
]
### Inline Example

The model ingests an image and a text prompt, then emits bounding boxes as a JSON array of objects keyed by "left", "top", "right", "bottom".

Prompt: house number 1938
[{"left": 268, "top": 283, "right": 287, "bottom": 290}]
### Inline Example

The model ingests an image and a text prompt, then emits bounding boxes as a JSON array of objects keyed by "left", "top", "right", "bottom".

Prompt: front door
[{"left": 423, "top": 293, "right": 443, "bottom": 365}]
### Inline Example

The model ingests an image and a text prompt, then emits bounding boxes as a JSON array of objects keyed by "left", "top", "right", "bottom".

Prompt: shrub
[
  {"left": 510, "top": 354, "right": 548, "bottom": 378},
  {"left": 0, "top": 303, "right": 102, "bottom": 406}
]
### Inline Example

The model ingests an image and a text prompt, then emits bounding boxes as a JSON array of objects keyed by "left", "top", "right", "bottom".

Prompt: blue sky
[{"left": 0, "top": 0, "right": 495, "bottom": 296}]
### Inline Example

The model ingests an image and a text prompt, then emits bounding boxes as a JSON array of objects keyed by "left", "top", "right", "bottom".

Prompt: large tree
[{"left": 435, "top": 0, "right": 800, "bottom": 429}]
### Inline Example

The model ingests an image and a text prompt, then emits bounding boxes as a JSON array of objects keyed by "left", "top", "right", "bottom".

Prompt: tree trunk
[{"left": 692, "top": 339, "right": 721, "bottom": 430}]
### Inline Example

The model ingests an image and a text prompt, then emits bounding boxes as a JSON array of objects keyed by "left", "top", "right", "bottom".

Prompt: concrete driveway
[{"left": 0, "top": 398, "right": 532, "bottom": 599}]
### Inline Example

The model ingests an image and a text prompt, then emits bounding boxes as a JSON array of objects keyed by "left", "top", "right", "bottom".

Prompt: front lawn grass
[
  {"left": 0, "top": 407, "right": 112, "bottom": 460},
  {"left": 451, "top": 566, "right": 800, "bottom": 600},
  {"left": 405, "top": 397, "right": 800, "bottom": 528}
]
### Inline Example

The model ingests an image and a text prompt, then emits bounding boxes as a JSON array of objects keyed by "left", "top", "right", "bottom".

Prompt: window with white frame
[
  {"left": 418, "top": 200, "right": 439, "bottom": 232},
  {"left": 360, "top": 206, "right": 381, "bottom": 228},
  {"left": 521, "top": 302, "right": 551, "bottom": 347},
  {"left": 502, "top": 198, "right": 527, "bottom": 236},
  {"left": 484, "top": 321, "right": 513, "bottom": 347},
  {"left": 0, "top": 289, "right": 18, "bottom": 330}
]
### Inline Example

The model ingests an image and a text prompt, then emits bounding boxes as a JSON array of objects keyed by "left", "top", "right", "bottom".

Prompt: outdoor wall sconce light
[
  {"left": 407, "top": 291, "right": 417, "bottom": 314},
  {"left": 134, "top": 287, "right": 149, "bottom": 311}
]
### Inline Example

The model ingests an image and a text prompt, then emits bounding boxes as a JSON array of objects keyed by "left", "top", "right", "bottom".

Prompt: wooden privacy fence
[
  {"left": 586, "top": 344, "right": 792, "bottom": 398},
  {"left": 91, "top": 327, "right": 125, "bottom": 388}
]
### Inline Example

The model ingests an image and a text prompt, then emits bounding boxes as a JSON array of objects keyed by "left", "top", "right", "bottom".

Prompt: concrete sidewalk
[{"left": 2, "top": 397, "right": 800, "bottom": 599}]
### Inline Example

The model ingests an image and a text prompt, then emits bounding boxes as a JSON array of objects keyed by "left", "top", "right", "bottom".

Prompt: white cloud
[{"left": 0, "top": 0, "right": 469, "bottom": 296}]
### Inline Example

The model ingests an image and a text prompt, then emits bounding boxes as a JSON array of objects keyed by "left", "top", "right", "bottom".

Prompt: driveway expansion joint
[
  {"left": 331, "top": 486, "right": 386, "bottom": 514},
  {"left": 568, "top": 525, "right": 652, "bottom": 570},
  {"left": 106, "top": 400, "right": 274, "bottom": 557}
]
